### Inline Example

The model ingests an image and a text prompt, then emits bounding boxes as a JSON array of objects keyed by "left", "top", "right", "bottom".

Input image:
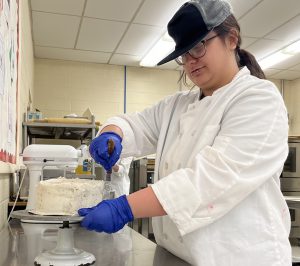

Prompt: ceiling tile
[
  {"left": 109, "top": 54, "right": 141, "bottom": 67},
  {"left": 35, "top": 46, "right": 111, "bottom": 63},
  {"left": 263, "top": 68, "right": 282, "bottom": 77},
  {"left": 239, "top": 0, "right": 300, "bottom": 38},
  {"left": 291, "top": 63, "right": 300, "bottom": 72},
  {"left": 228, "top": 0, "right": 262, "bottom": 20},
  {"left": 77, "top": 18, "right": 128, "bottom": 52},
  {"left": 241, "top": 36, "right": 258, "bottom": 49},
  {"left": 247, "top": 39, "right": 283, "bottom": 60},
  {"left": 134, "top": 0, "right": 186, "bottom": 27},
  {"left": 84, "top": 0, "right": 142, "bottom": 22},
  {"left": 31, "top": 0, "right": 85, "bottom": 16},
  {"left": 32, "top": 12, "right": 81, "bottom": 48},
  {"left": 29, "top": 0, "right": 300, "bottom": 70},
  {"left": 270, "top": 70, "right": 300, "bottom": 80},
  {"left": 269, "top": 54, "right": 300, "bottom": 70},
  {"left": 116, "top": 24, "right": 164, "bottom": 56},
  {"left": 265, "top": 15, "right": 300, "bottom": 43}
]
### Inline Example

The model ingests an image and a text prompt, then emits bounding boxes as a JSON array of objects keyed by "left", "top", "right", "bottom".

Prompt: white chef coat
[
  {"left": 102, "top": 67, "right": 291, "bottom": 266},
  {"left": 111, "top": 157, "right": 132, "bottom": 197}
]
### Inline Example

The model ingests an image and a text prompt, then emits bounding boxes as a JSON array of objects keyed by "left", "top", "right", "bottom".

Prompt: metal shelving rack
[
  {"left": 22, "top": 113, "right": 98, "bottom": 175},
  {"left": 23, "top": 114, "right": 97, "bottom": 149}
]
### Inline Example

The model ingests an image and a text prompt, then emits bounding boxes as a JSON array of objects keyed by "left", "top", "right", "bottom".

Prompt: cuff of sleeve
[
  {"left": 151, "top": 169, "right": 211, "bottom": 236},
  {"left": 112, "top": 165, "right": 124, "bottom": 177},
  {"left": 99, "top": 117, "right": 137, "bottom": 158}
]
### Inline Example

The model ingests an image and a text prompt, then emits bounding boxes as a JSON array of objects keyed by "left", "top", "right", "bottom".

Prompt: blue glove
[
  {"left": 89, "top": 131, "right": 122, "bottom": 171},
  {"left": 78, "top": 195, "right": 134, "bottom": 233}
]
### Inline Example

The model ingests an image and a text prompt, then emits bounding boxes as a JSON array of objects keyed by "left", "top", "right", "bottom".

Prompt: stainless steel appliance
[
  {"left": 282, "top": 138, "right": 300, "bottom": 242},
  {"left": 129, "top": 157, "right": 155, "bottom": 241}
]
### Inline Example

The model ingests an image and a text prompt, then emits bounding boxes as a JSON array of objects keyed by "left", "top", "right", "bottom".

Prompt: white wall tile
[
  {"left": 19, "top": 0, "right": 35, "bottom": 155},
  {"left": 284, "top": 79, "right": 300, "bottom": 135},
  {"left": 0, "top": 175, "right": 9, "bottom": 202},
  {"left": 33, "top": 59, "right": 180, "bottom": 126},
  {"left": 0, "top": 174, "right": 9, "bottom": 232},
  {"left": 0, "top": 199, "right": 8, "bottom": 232}
]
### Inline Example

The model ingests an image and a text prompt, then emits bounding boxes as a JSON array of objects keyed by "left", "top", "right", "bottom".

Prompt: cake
[{"left": 31, "top": 177, "right": 104, "bottom": 216}]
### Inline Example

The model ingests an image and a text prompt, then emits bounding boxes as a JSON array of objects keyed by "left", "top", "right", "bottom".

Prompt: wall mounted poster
[{"left": 0, "top": 0, "right": 18, "bottom": 164}]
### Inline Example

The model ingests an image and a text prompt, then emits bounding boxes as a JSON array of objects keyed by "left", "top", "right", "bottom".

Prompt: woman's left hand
[{"left": 78, "top": 195, "right": 134, "bottom": 233}]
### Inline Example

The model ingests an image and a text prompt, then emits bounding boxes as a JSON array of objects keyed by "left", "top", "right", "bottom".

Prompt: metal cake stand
[{"left": 11, "top": 210, "right": 96, "bottom": 266}]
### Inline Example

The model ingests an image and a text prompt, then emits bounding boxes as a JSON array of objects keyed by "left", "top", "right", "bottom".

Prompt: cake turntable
[{"left": 11, "top": 210, "right": 96, "bottom": 266}]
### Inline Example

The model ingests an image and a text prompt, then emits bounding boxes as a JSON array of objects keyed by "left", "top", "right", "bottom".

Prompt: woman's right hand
[{"left": 89, "top": 132, "right": 122, "bottom": 171}]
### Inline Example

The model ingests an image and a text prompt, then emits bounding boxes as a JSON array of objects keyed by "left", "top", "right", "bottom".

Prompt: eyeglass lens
[
  {"left": 175, "top": 42, "right": 205, "bottom": 65},
  {"left": 176, "top": 34, "right": 218, "bottom": 65}
]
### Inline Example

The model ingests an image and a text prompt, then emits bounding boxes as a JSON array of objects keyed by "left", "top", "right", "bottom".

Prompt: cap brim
[{"left": 156, "top": 31, "right": 209, "bottom": 66}]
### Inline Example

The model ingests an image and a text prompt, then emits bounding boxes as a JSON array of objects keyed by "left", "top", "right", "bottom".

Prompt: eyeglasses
[{"left": 175, "top": 34, "right": 219, "bottom": 65}]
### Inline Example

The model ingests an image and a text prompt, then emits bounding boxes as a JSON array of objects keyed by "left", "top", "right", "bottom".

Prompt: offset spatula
[{"left": 105, "top": 139, "right": 115, "bottom": 181}]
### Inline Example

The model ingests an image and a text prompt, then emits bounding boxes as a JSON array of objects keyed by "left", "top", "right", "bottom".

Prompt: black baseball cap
[{"left": 157, "top": 0, "right": 232, "bottom": 66}]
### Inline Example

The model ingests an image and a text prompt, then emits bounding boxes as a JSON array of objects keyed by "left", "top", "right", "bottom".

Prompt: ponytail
[
  {"left": 214, "top": 15, "right": 266, "bottom": 80},
  {"left": 237, "top": 47, "right": 266, "bottom": 79}
]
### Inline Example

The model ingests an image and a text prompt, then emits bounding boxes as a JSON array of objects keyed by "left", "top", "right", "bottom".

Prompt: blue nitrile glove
[
  {"left": 78, "top": 195, "right": 134, "bottom": 233},
  {"left": 89, "top": 131, "right": 122, "bottom": 171}
]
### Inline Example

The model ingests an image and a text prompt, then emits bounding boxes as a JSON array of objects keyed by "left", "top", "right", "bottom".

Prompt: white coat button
[
  {"left": 178, "top": 236, "right": 183, "bottom": 243},
  {"left": 163, "top": 233, "right": 168, "bottom": 240},
  {"left": 165, "top": 162, "right": 168, "bottom": 170},
  {"left": 178, "top": 163, "right": 182, "bottom": 168}
]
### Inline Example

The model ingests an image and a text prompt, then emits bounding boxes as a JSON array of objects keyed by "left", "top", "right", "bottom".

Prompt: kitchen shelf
[
  {"left": 8, "top": 201, "right": 27, "bottom": 207},
  {"left": 22, "top": 113, "right": 98, "bottom": 176},
  {"left": 22, "top": 114, "right": 98, "bottom": 150}
]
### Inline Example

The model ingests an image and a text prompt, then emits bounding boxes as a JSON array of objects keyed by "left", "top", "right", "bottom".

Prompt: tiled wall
[
  {"left": 0, "top": 0, "right": 34, "bottom": 231},
  {"left": 283, "top": 79, "right": 300, "bottom": 135},
  {"left": 257, "top": 78, "right": 300, "bottom": 136},
  {"left": 0, "top": 175, "right": 9, "bottom": 230},
  {"left": 33, "top": 59, "right": 181, "bottom": 124},
  {"left": 34, "top": 59, "right": 124, "bottom": 123},
  {"left": 126, "top": 67, "right": 181, "bottom": 113},
  {"left": 18, "top": 0, "right": 35, "bottom": 155}
]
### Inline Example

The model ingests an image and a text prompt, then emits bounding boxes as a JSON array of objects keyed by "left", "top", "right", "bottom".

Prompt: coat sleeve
[
  {"left": 151, "top": 84, "right": 289, "bottom": 236},
  {"left": 112, "top": 157, "right": 133, "bottom": 177},
  {"left": 100, "top": 93, "right": 180, "bottom": 158},
  {"left": 111, "top": 157, "right": 133, "bottom": 196}
]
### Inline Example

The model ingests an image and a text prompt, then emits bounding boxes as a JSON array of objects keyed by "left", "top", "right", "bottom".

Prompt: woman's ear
[{"left": 226, "top": 29, "right": 239, "bottom": 51}]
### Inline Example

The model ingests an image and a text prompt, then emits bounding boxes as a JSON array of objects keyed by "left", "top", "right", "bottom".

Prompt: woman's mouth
[{"left": 191, "top": 66, "right": 205, "bottom": 75}]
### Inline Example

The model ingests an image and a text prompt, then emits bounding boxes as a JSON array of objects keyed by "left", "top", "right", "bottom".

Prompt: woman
[{"left": 79, "top": 0, "right": 291, "bottom": 265}]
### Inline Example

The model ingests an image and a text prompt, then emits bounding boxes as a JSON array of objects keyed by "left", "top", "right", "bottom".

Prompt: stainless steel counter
[{"left": 1, "top": 219, "right": 190, "bottom": 266}]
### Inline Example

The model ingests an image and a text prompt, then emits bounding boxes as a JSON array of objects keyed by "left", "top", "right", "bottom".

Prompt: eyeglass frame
[{"left": 175, "top": 33, "right": 220, "bottom": 65}]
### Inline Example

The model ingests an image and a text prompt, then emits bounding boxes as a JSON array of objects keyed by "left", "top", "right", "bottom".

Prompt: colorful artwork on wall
[{"left": 0, "top": 0, "right": 18, "bottom": 164}]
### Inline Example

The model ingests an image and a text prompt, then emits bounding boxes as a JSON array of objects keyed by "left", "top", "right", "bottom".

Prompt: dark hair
[
  {"left": 214, "top": 14, "right": 265, "bottom": 79},
  {"left": 179, "top": 14, "right": 265, "bottom": 86}
]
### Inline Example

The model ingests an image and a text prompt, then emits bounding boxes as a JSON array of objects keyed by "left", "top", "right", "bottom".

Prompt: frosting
[{"left": 31, "top": 177, "right": 104, "bottom": 216}]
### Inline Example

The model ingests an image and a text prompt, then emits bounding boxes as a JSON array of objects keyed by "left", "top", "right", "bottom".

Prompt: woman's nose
[{"left": 184, "top": 53, "right": 198, "bottom": 65}]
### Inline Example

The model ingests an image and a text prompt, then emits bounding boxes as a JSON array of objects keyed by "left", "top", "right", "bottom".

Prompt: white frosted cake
[{"left": 31, "top": 177, "right": 104, "bottom": 216}]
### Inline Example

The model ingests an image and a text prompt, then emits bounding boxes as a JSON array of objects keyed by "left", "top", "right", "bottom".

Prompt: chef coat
[
  {"left": 102, "top": 67, "right": 291, "bottom": 266},
  {"left": 111, "top": 157, "right": 132, "bottom": 197}
]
